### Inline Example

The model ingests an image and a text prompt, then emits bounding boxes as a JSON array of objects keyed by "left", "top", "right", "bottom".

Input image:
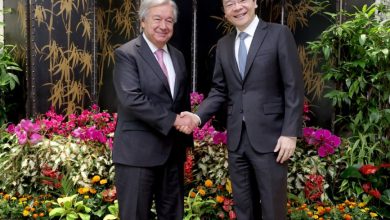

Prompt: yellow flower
[
  {"left": 91, "top": 175, "right": 101, "bottom": 183},
  {"left": 11, "top": 197, "right": 17, "bottom": 201},
  {"left": 23, "top": 209, "right": 30, "bottom": 217},
  {"left": 312, "top": 215, "right": 319, "bottom": 219},
  {"left": 226, "top": 179, "right": 232, "bottom": 194},
  {"left": 358, "top": 202, "right": 366, "bottom": 208},
  {"left": 360, "top": 209, "right": 367, "bottom": 213},
  {"left": 198, "top": 189, "right": 206, "bottom": 196},
  {"left": 100, "top": 179, "right": 108, "bottom": 185},
  {"left": 205, "top": 179, "right": 213, "bottom": 188},
  {"left": 370, "top": 212, "right": 378, "bottom": 218},
  {"left": 84, "top": 195, "right": 90, "bottom": 199},
  {"left": 19, "top": 198, "right": 27, "bottom": 202}
]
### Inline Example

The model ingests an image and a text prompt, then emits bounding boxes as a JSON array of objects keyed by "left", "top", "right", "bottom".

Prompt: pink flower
[
  {"left": 229, "top": 210, "right": 237, "bottom": 219},
  {"left": 6, "top": 124, "right": 15, "bottom": 133},
  {"left": 213, "top": 131, "right": 227, "bottom": 145},
  {"left": 30, "top": 133, "right": 43, "bottom": 144}
]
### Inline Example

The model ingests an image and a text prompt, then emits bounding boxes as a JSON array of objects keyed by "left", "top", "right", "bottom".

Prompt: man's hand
[
  {"left": 274, "top": 136, "right": 297, "bottom": 164},
  {"left": 173, "top": 113, "right": 199, "bottom": 134},
  {"left": 174, "top": 111, "right": 200, "bottom": 134}
]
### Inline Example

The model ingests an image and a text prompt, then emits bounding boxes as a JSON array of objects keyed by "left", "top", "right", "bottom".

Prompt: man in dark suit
[
  {"left": 179, "top": 0, "right": 304, "bottom": 219},
  {"left": 112, "top": 0, "right": 196, "bottom": 219}
]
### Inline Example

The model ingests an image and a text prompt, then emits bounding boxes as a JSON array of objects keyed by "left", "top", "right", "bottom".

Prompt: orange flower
[
  {"left": 198, "top": 189, "right": 206, "bottom": 196},
  {"left": 89, "top": 188, "right": 97, "bottom": 194},
  {"left": 78, "top": 187, "right": 89, "bottom": 195},
  {"left": 216, "top": 195, "right": 224, "bottom": 203},
  {"left": 100, "top": 179, "right": 108, "bottom": 185},
  {"left": 33, "top": 213, "right": 38, "bottom": 219},
  {"left": 343, "top": 214, "right": 352, "bottom": 220},
  {"left": 205, "top": 179, "right": 213, "bottom": 188},
  {"left": 189, "top": 191, "right": 196, "bottom": 198}
]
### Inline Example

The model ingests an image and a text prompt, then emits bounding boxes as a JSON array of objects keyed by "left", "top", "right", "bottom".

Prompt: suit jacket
[
  {"left": 112, "top": 35, "right": 193, "bottom": 167},
  {"left": 197, "top": 20, "right": 304, "bottom": 153}
]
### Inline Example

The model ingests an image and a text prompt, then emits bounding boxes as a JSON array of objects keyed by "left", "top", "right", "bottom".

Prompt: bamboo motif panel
[{"left": 28, "top": 0, "right": 96, "bottom": 116}]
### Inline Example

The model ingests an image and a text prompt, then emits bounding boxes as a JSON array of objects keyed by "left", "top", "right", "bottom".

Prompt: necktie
[
  {"left": 238, "top": 32, "right": 249, "bottom": 78},
  {"left": 155, "top": 49, "right": 169, "bottom": 80}
]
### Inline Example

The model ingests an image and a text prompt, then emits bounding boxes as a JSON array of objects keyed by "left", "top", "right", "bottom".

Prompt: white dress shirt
[
  {"left": 143, "top": 33, "right": 176, "bottom": 97},
  {"left": 234, "top": 16, "right": 259, "bottom": 67}
]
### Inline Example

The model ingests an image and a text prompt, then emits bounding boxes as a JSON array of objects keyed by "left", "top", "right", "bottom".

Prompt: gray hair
[{"left": 139, "top": 0, "right": 178, "bottom": 23}]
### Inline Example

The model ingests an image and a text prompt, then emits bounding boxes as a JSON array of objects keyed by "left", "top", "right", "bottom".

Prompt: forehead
[{"left": 148, "top": 4, "right": 173, "bottom": 16}]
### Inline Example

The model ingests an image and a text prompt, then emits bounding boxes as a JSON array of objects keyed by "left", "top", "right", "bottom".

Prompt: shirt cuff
[{"left": 194, "top": 114, "right": 201, "bottom": 126}]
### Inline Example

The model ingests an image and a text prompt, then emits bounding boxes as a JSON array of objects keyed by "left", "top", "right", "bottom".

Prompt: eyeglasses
[{"left": 223, "top": 0, "right": 249, "bottom": 10}]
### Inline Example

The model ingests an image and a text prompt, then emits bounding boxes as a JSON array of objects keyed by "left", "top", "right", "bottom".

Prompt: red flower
[
  {"left": 369, "top": 189, "right": 381, "bottom": 199},
  {"left": 304, "top": 174, "right": 324, "bottom": 201},
  {"left": 380, "top": 163, "right": 390, "bottom": 168},
  {"left": 359, "top": 164, "right": 379, "bottom": 175},
  {"left": 362, "top": 182, "right": 371, "bottom": 193}
]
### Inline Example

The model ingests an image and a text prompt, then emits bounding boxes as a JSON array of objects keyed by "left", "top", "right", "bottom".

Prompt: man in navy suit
[
  {"left": 112, "top": 0, "right": 196, "bottom": 219},
  {"left": 180, "top": 0, "right": 304, "bottom": 219}
]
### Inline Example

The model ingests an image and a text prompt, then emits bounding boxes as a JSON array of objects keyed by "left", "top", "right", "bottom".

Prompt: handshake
[{"left": 174, "top": 111, "right": 200, "bottom": 134}]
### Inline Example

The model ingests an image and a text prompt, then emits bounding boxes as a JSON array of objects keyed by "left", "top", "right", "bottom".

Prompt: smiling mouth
[{"left": 234, "top": 12, "right": 247, "bottom": 19}]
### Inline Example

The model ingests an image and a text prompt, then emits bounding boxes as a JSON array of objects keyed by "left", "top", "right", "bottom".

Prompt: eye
[
  {"left": 225, "top": 3, "right": 233, "bottom": 8},
  {"left": 166, "top": 19, "right": 173, "bottom": 24}
]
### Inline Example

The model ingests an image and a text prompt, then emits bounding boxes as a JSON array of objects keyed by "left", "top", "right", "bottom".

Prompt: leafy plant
[
  {"left": 307, "top": 3, "right": 390, "bottom": 164},
  {"left": 341, "top": 164, "right": 390, "bottom": 218},
  {"left": 49, "top": 194, "right": 92, "bottom": 220},
  {"left": 0, "top": 44, "right": 22, "bottom": 124}
]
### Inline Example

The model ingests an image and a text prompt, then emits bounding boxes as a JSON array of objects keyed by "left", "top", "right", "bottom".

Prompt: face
[
  {"left": 223, "top": 0, "right": 257, "bottom": 31},
  {"left": 141, "top": 4, "right": 174, "bottom": 48}
]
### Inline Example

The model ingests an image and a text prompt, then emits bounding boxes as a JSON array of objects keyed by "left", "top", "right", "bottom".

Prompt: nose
[
  {"left": 232, "top": 2, "right": 243, "bottom": 11},
  {"left": 159, "top": 20, "right": 167, "bottom": 30}
]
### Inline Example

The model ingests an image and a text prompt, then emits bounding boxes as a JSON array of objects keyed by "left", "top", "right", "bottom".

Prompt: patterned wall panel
[{"left": 27, "top": 0, "right": 97, "bottom": 116}]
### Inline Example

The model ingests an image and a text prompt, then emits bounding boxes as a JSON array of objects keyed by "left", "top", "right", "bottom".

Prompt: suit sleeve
[
  {"left": 196, "top": 41, "right": 228, "bottom": 126},
  {"left": 278, "top": 26, "right": 304, "bottom": 137},
  {"left": 113, "top": 47, "right": 177, "bottom": 136}
]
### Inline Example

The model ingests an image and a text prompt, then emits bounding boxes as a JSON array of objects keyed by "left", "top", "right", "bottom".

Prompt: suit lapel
[
  {"left": 243, "top": 21, "right": 268, "bottom": 82},
  {"left": 136, "top": 36, "right": 172, "bottom": 97},
  {"left": 226, "top": 32, "right": 242, "bottom": 82},
  {"left": 169, "top": 45, "right": 181, "bottom": 101}
]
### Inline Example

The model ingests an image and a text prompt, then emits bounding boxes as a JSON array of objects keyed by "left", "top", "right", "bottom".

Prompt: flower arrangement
[{"left": 0, "top": 93, "right": 388, "bottom": 219}]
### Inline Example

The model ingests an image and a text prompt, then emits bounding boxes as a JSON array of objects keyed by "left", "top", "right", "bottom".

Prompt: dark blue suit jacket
[
  {"left": 197, "top": 20, "right": 304, "bottom": 153},
  {"left": 112, "top": 35, "right": 193, "bottom": 167}
]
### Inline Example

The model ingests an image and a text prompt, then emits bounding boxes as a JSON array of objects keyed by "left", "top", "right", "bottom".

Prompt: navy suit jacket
[
  {"left": 197, "top": 20, "right": 304, "bottom": 153},
  {"left": 112, "top": 35, "right": 193, "bottom": 167}
]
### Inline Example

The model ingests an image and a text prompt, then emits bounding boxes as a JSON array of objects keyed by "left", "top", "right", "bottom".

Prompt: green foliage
[
  {"left": 0, "top": 44, "right": 22, "bottom": 124},
  {"left": 307, "top": 3, "right": 390, "bottom": 164},
  {"left": 184, "top": 189, "right": 217, "bottom": 220},
  {"left": 0, "top": 127, "right": 114, "bottom": 195},
  {"left": 102, "top": 200, "right": 119, "bottom": 220},
  {"left": 49, "top": 194, "right": 92, "bottom": 220},
  {"left": 340, "top": 164, "right": 390, "bottom": 218}
]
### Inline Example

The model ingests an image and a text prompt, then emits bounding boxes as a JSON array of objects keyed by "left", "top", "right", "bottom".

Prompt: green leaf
[
  {"left": 78, "top": 213, "right": 91, "bottom": 220},
  {"left": 49, "top": 208, "right": 66, "bottom": 217},
  {"left": 103, "top": 215, "right": 118, "bottom": 220},
  {"left": 340, "top": 166, "right": 364, "bottom": 179},
  {"left": 381, "top": 189, "right": 390, "bottom": 205}
]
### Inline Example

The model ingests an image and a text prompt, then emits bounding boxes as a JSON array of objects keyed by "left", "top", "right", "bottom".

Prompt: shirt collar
[
  {"left": 236, "top": 16, "right": 259, "bottom": 39},
  {"left": 142, "top": 33, "right": 169, "bottom": 54}
]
